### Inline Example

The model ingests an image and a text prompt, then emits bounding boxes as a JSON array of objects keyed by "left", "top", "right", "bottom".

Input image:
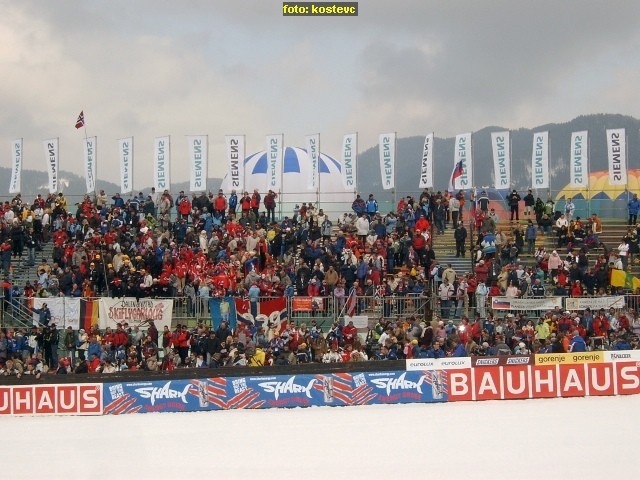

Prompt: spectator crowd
[{"left": 0, "top": 186, "right": 639, "bottom": 377}]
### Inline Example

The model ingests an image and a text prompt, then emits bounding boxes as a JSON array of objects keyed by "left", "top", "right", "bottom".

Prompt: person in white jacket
[{"left": 355, "top": 213, "right": 370, "bottom": 244}]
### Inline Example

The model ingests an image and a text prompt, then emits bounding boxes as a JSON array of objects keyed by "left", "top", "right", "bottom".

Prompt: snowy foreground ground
[{"left": 4, "top": 395, "right": 638, "bottom": 479}]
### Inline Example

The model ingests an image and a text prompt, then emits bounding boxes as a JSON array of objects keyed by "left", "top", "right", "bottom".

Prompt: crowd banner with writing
[
  {"left": 531, "top": 131, "right": 549, "bottom": 189},
  {"left": 265, "top": 134, "right": 284, "bottom": 192},
  {"left": 418, "top": 133, "right": 434, "bottom": 189},
  {"left": 5, "top": 357, "right": 640, "bottom": 416},
  {"left": 491, "top": 296, "right": 563, "bottom": 311},
  {"left": 118, "top": 137, "right": 133, "bottom": 194},
  {"left": 98, "top": 297, "right": 173, "bottom": 331},
  {"left": 9, "top": 139, "right": 22, "bottom": 194},
  {"left": 564, "top": 296, "right": 625, "bottom": 311},
  {"left": 32, "top": 297, "right": 81, "bottom": 329},
  {"left": 534, "top": 352, "right": 604, "bottom": 365},
  {"left": 103, "top": 379, "right": 223, "bottom": 414},
  {"left": 606, "top": 128, "right": 627, "bottom": 185},
  {"left": 44, "top": 138, "right": 59, "bottom": 194},
  {"left": 490, "top": 131, "right": 510, "bottom": 189},
  {"left": 406, "top": 358, "right": 472, "bottom": 371},
  {"left": 306, "top": 134, "right": 320, "bottom": 190},
  {"left": 0, "top": 384, "right": 103, "bottom": 416},
  {"left": 187, "top": 135, "right": 208, "bottom": 192},
  {"left": 83, "top": 136, "right": 97, "bottom": 194},
  {"left": 570, "top": 131, "right": 588, "bottom": 187},
  {"left": 225, "top": 135, "right": 245, "bottom": 192},
  {"left": 341, "top": 133, "right": 357, "bottom": 190},
  {"left": 154, "top": 136, "right": 170, "bottom": 191},
  {"left": 445, "top": 357, "right": 640, "bottom": 402},
  {"left": 453, "top": 133, "right": 472, "bottom": 190},
  {"left": 379, "top": 133, "right": 396, "bottom": 190}
]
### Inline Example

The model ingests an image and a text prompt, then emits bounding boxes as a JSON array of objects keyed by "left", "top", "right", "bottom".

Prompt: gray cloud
[{"left": 2, "top": 1, "right": 640, "bottom": 189}]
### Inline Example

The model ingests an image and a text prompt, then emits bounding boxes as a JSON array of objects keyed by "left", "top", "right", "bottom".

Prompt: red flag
[
  {"left": 75, "top": 111, "right": 85, "bottom": 129},
  {"left": 345, "top": 287, "right": 357, "bottom": 317}
]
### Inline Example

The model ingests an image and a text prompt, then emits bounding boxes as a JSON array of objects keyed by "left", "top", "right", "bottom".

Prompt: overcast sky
[{"left": 2, "top": 0, "right": 640, "bottom": 188}]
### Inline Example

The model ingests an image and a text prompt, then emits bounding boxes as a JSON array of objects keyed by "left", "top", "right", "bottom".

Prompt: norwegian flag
[
  {"left": 235, "top": 297, "right": 287, "bottom": 334},
  {"left": 75, "top": 111, "right": 85, "bottom": 129},
  {"left": 345, "top": 286, "right": 357, "bottom": 316},
  {"left": 449, "top": 160, "right": 464, "bottom": 191}
]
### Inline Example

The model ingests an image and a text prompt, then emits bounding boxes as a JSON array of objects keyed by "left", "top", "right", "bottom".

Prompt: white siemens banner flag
[
  {"left": 306, "top": 134, "right": 320, "bottom": 190},
  {"left": 531, "top": 131, "right": 549, "bottom": 189},
  {"left": 225, "top": 135, "right": 245, "bottom": 191},
  {"left": 9, "top": 139, "right": 22, "bottom": 194},
  {"left": 570, "top": 131, "right": 588, "bottom": 187},
  {"left": 606, "top": 128, "right": 627, "bottom": 185},
  {"left": 118, "top": 137, "right": 133, "bottom": 194},
  {"left": 490, "top": 131, "right": 510, "bottom": 189},
  {"left": 187, "top": 135, "right": 208, "bottom": 192},
  {"left": 83, "top": 137, "right": 97, "bottom": 194},
  {"left": 341, "top": 133, "right": 357, "bottom": 190},
  {"left": 44, "top": 138, "right": 59, "bottom": 194},
  {"left": 379, "top": 133, "right": 396, "bottom": 190},
  {"left": 154, "top": 136, "right": 170, "bottom": 191},
  {"left": 419, "top": 133, "right": 434, "bottom": 189},
  {"left": 453, "top": 133, "right": 472, "bottom": 190},
  {"left": 266, "top": 134, "right": 284, "bottom": 191}
]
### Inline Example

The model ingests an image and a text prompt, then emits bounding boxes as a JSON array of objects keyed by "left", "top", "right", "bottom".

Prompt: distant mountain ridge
[{"left": 1, "top": 114, "right": 637, "bottom": 200}]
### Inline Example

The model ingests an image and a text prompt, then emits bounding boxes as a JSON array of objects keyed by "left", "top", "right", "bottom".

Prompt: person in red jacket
[
  {"left": 475, "top": 259, "right": 489, "bottom": 283},
  {"left": 178, "top": 197, "right": 192, "bottom": 221},
  {"left": 240, "top": 192, "right": 251, "bottom": 214},
  {"left": 250, "top": 189, "right": 261, "bottom": 217},
  {"left": 177, "top": 325, "right": 191, "bottom": 366},
  {"left": 213, "top": 191, "right": 227, "bottom": 219},
  {"left": 412, "top": 230, "right": 426, "bottom": 265},
  {"left": 112, "top": 324, "right": 129, "bottom": 349},
  {"left": 342, "top": 320, "right": 358, "bottom": 346},
  {"left": 593, "top": 312, "right": 611, "bottom": 338},
  {"left": 88, "top": 353, "right": 101, "bottom": 372},
  {"left": 307, "top": 278, "right": 320, "bottom": 296}
]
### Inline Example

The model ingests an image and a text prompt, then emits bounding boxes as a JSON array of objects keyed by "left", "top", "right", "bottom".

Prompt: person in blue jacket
[
  {"left": 451, "top": 339, "right": 468, "bottom": 357},
  {"left": 628, "top": 193, "right": 640, "bottom": 226},
  {"left": 426, "top": 340, "right": 446, "bottom": 359},
  {"left": 569, "top": 330, "right": 587, "bottom": 352}
]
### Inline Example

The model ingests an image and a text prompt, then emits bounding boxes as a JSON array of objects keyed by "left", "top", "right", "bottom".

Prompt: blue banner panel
[
  {"left": 359, "top": 370, "right": 448, "bottom": 404},
  {"left": 225, "top": 373, "right": 346, "bottom": 409},
  {"left": 103, "top": 378, "right": 227, "bottom": 414}
]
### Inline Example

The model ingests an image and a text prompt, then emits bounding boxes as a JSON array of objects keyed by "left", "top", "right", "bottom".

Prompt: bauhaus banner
[
  {"left": 453, "top": 133, "right": 472, "bottom": 190},
  {"left": 570, "top": 131, "right": 588, "bottom": 187},
  {"left": 44, "top": 138, "right": 59, "bottom": 194},
  {"left": 490, "top": 131, "right": 510, "bottom": 189},
  {"left": 606, "top": 128, "right": 627, "bottom": 185},
  {"left": 306, "top": 134, "right": 320, "bottom": 190},
  {"left": 379, "top": 132, "right": 396, "bottom": 190},
  {"left": 418, "top": 133, "right": 434, "bottom": 189},
  {"left": 187, "top": 135, "right": 208, "bottom": 192},
  {"left": 341, "top": 133, "right": 357, "bottom": 190},
  {"left": 9, "top": 139, "right": 22, "bottom": 194},
  {"left": 154, "top": 136, "right": 170, "bottom": 192},
  {"left": 266, "top": 134, "right": 284, "bottom": 191},
  {"left": 531, "top": 131, "right": 549, "bottom": 189},
  {"left": 118, "top": 137, "right": 133, "bottom": 194},
  {"left": 83, "top": 137, "right": 97, "bottom": 194},
  {"left": 225, "top": 135, "right": 245, "bottom": 192}
]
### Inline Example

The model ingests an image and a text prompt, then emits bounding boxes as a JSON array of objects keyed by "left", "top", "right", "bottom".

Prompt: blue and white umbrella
[{"left": 221, "top": 147, "right": 354, "bottom": 206}]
